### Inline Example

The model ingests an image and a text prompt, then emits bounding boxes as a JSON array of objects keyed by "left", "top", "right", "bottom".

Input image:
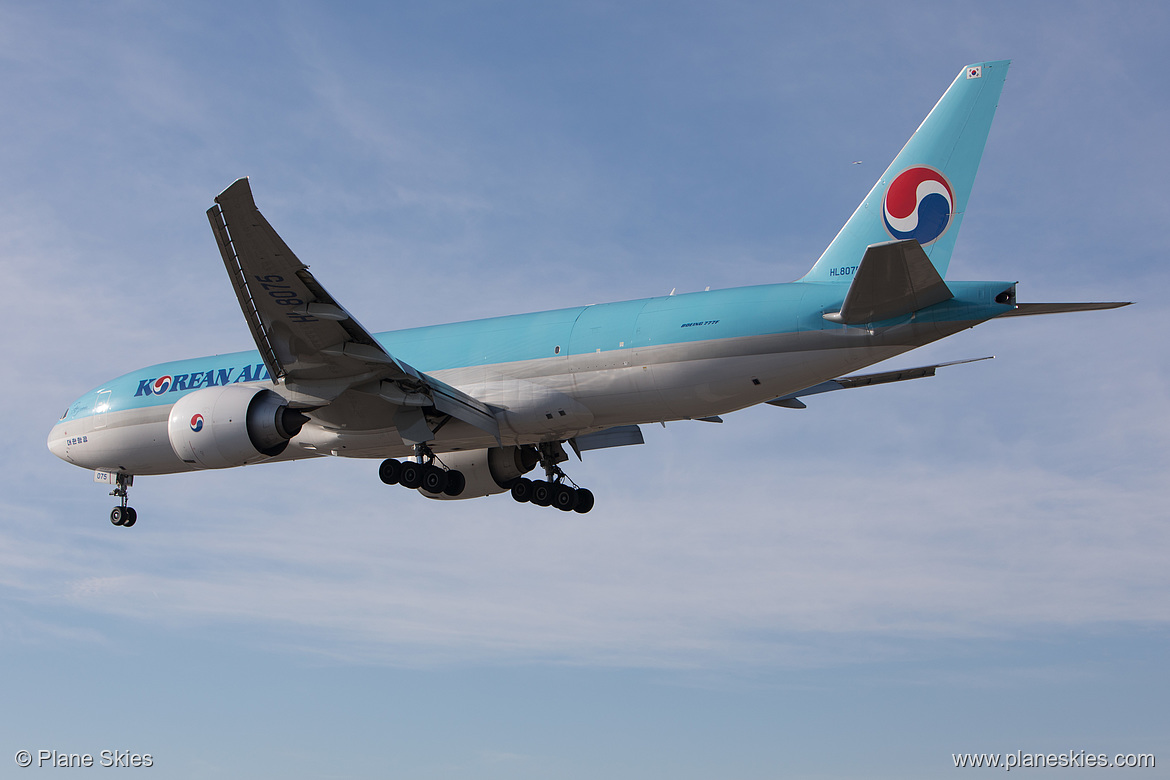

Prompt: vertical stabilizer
[{"left": 801, "top": 60, "right": 1009, "bottom": 283}]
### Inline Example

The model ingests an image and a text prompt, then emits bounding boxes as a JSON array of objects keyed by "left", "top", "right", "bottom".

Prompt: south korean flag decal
[{"left": 966, "top": 66, "right": 982, "bottom": 79}]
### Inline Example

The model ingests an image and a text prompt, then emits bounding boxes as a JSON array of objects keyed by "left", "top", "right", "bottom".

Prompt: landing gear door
[{"left": 95, "top": 470, "right": 132, "bottom": 487}]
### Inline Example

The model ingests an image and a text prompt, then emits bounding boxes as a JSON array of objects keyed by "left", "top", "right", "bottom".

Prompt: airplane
[{"left": 48, "top": 60, "right": 1129, "bottom": 527}]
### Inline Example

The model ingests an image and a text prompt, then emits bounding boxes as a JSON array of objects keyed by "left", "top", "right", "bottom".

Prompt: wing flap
[
  {"left": 429, "top": 379, "right": 502, "bottom": 443},
  {"left": 569, "top": 425, "right": 645, "bottom": 458}
]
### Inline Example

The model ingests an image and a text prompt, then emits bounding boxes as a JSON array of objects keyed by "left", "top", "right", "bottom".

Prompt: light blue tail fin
[{"left": 802, "top": 60, "right": 1010, "bottom": 283}]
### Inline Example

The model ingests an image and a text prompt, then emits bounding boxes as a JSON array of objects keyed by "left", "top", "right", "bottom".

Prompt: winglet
[
  {"left": 207, "top": 177, "right": 286, "bottom": 383},
  {"left": 215, "top": 176, "right": 254, "bottom": 207}
]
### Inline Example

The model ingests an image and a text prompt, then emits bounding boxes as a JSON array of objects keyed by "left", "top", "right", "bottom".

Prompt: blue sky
[{"left": 2, "top": 1, "right": 1168, "bottom": 777}]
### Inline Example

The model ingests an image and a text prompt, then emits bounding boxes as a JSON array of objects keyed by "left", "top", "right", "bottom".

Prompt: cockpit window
[{"left": 60, "top": 408, "right": 69, "bottom": 420}]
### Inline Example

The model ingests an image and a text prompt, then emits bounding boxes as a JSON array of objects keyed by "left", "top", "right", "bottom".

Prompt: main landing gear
[
  {"left": 109, "top": 473, "right": 137, "bottom": 528},
  {"left": 510, "top": 442, "right": 594, "bottom": 514},
  {"left": 379, "top": 444, "right": 467, "bottom": 497}
]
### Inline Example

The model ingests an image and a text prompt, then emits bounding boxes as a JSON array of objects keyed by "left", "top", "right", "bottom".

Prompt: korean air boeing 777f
[{"left": 48, "top": 61, "right": 1128, "bottom": 527}]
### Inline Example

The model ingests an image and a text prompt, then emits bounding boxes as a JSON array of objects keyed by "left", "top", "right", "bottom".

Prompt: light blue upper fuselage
[{"left": 59, "top": 279, "right": 1013, "bottom": 425}]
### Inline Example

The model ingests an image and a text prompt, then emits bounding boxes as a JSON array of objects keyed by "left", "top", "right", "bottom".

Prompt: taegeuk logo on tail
[{"left": 882, "top": 166, "right": 954, "bottom": 245}]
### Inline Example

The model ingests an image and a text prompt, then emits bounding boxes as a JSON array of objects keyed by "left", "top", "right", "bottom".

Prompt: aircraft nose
[{"left": 47, "top": 423, "right": 70, "bottom": 463}]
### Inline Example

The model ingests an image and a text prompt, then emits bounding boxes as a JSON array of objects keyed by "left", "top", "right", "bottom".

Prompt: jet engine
[
  {"left": 167, "top": 385, "right": 310, "bottom": 469},
  {"left": 424, "top": 445, "right": 539, "bottom": 500}
]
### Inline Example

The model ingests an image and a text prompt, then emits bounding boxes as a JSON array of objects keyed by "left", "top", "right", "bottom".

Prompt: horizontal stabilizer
[
  {"left": 997, "top": 301, "right": 1132, "bottom": 318},
  {"left": 823, "top": 240, "right": 953, "bottom": 325},
  {"left": 767, "top": 357, "right": 991, "bottom": 408}
]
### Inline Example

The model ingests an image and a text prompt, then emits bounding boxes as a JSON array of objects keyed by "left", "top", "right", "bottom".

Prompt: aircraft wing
[
  {"left": 207, "top": 178, "right": 499, "bottom": 443},
  {"left": 766, "top": 357, "right": 992, "bottom": 409}
]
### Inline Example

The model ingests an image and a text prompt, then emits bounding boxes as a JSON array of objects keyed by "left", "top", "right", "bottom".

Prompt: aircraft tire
[
  {"left": 553, "top": 484, "right": 578, "bottom": 512},
  {"left": 378, "top": 458, "right": 402, "bottom": 485},
  {"left": 122, "top": 507, "right": 137, "bottom": 527},
  {"left": 572, "top": 488, "right": 595, "bottom": 514},
  {"left": 531, "top": 480, "right": 553, "bottom": 507},
  {"left": 511, "top": 478, "right": 533, "bottom": 503},
  {"left": 421, "top": 465, "right": 449, "bottom": 494},
  {"left": 399, "top": 462, "right": 423, "bottom": 490},
  {"left": 443, "top": 470, "right": 467, "bottom": 497},
  {"left": 110, "top": 507, "right": 125, "bottom": 526}
]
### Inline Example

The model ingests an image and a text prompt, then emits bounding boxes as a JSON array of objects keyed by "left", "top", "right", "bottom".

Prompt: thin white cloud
[{"left": 5, "top": 420, "right": 1166, "bottom": 669}]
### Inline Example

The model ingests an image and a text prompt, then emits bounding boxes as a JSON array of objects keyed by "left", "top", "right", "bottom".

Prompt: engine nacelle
[
  {"left": 424, "top": 446, "right": 539, "bottom": 500},
  {"left": 168, "top": 385, "right": 309, "bottom": 469}
]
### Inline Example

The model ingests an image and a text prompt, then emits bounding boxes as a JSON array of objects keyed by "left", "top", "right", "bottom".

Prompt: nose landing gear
[
  {"left": 510, "top": 442, "right": 594, "bottom": 513},
  {"left": 109, "top": 473, "right": 137, "bottom": 527}
]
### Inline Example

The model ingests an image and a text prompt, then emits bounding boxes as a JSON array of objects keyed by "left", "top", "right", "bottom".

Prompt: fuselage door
[{"left": 94, "top": 389, "right": 112, "bottom": 430}]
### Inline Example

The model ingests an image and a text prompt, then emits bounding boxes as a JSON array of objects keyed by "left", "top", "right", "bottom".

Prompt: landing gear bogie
[
  {"left": 507, "top": 443, "right": 595, "bottom": 514},
  {"left": 378, "top": 451, "right": 466, "bottom": 498}
]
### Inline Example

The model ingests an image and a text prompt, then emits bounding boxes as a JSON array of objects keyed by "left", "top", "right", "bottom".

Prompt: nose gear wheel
[{"left": 108, "top": 473, "right": 138, "bottom": 528}]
